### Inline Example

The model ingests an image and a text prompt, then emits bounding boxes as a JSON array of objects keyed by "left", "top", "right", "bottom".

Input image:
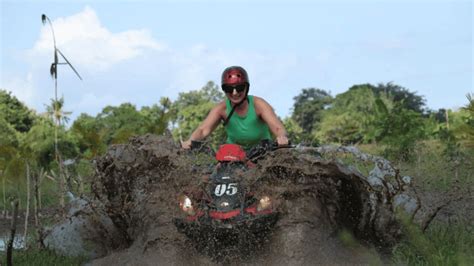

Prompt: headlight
[
  {"left": 179, "top": 195, "right": 195, "bottom": 215},
  {"left": 257, "top": 196, "right": 272, "bottom": 211}
]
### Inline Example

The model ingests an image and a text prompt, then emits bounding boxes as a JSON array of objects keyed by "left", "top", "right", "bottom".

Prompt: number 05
[{"left": 214, "top": 183, "right": 238, "bottom": 196}]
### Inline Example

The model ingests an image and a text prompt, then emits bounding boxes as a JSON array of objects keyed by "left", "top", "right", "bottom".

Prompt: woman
[{"left": 181, "top": 66, "right": 288, "bottom": 150}]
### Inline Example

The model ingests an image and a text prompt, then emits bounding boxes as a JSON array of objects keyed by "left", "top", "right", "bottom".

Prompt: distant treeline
[{"left": 1, "top": 82, "right": 473, "bottom": 177}]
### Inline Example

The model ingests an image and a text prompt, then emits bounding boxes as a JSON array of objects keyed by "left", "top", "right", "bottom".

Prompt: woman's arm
[
  {"left": 254, "top": 96, "right": 289, "bottom": 145},
  {"left": 181, "top": 101, "right": 225, "bottom": 149}
]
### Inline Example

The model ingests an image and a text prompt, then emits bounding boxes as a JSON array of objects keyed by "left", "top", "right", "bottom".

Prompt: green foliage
[
  {"left": 0, "top": 249, "right": 88, "bottom": 266},
  {"left": 392, "top": 220, "right": 474, "bottom": 266},
  {"left": 317, "top": 85, "right": 390, "bottom": 144},
  {"left": 22, "top": 119, "right": 79, "bottom": 169},
  {"left": 437, "top": 127, "right": 464, "bottom": 162},
  {"left": 72, "top": 99, "right": 173, "bottom": 151},
  {"left": 171, "top": 81, "right": 225, "bottom": 147},
  {"left": 377, "top": 103, "right": 427, "bottom": 161},
  {"left": 0, "top": 89, "right": 36, "bottom": 132},
  {"left": 390, "top": 140, "right": 472, "bottom": 191},
  {"left": 291, "top": 88, "right": 332, "bottom": 135},
  {"left": 45, "top": 97, "right": 71, "bottom": 126},
  {"left": 282, "top": 117, "right": 304, "bottom": 143},
  {"left": 97, "top": 103, "right": 148, "bottom": 144},
  {"left": 140, "top": 97, "right": 173, "bottom": 135},
  {"left": 315, "top": 83, "right": 428, "bottom": 148},
  {"left": 427, "top": 108, "right": 448, "bottom": 123},
  {"left": 454, "top": 94, "right": 474, "bottom": 147},
  {"left": 314, "top": 83, "right": 428, "bottom": 161},
  {"left": 372, "top": 82, "right": 426, "bottom": 113},
  {"left": 71, "top": 113, "right": 107, "bottom": 159},
  {"left": 0, "top": 117, "right": 20, "bottom": 148}
]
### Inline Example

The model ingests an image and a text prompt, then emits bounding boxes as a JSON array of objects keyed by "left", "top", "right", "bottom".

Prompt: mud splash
[{"left": 56, "top": 134, "right": 421, "bottom": 265}]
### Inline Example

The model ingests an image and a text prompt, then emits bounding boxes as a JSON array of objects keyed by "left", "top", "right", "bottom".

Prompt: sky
[{"left": 1, "top": 0, "right": 472, "bottom": 123}]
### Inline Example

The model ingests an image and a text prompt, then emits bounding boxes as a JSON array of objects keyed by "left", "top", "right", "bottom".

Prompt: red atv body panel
[{"left": 215, "top": 144, "right": 246, "bottom": 162}]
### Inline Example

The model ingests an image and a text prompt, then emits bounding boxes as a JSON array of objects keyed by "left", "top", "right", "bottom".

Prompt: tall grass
[
  {"left": 0, "top": 249, "right": 88, "bottom": 266},
  {"left": 392, "top": 220, "right": 474, "bottom": 265},
  {"left": 0, "top": 178, "right": 61, "bottom": 211},
  {"left": 358, "top": 140, "right": 473, "bottom": 265},
  {"left": 358, "top": 140, "right": 473, "bottom": 191},
  {"left": 401, "top": 140, "right": 473, "bottom": 191}
]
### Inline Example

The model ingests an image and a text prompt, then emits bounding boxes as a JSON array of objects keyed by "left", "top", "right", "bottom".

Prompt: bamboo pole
[
  {"left": 2, "top": 172, "right": 6, "bottom": 217},
  {"left": 33, "top": 173, "right": 38, "bottom": 227},
  {"left": 38, "top": 170, "right": 43, "bottom": 210},
  {"left": 52, "top": 169, "right": 65, "bottom": 211},
  {"left": 78, "top": 174, "right": 84, "bottom": 196},
  {"left": 33, "top": 171, "right": 45, "bottom": 249},
  {"left": 7, "top": 199, "right": 19, "bottom": 266},
  {"left": 23, "top": 162, "right": 31, "bottom": 250}
]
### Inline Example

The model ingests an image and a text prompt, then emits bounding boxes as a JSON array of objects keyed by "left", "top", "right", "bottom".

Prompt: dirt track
[{"left": 81, "top": 134, "right": 419, "bottom": 265}]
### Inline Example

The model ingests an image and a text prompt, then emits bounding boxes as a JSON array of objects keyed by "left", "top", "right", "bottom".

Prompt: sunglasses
[{"left": 222, "top": 84, "right": 247, "bottom": 94}]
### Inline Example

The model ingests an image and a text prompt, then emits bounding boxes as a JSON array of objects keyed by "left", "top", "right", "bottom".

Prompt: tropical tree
[
  {"left": 282, "top": 117, "right": 306, "bottom": 145},
  {"left": 0, "top": 118, "right": 21, "bottom": 211},
  {"left": 22, "top": 118, "right": 77, "bottom": 170},
  {"left": 371, "top": 82, "right": 426, "bottom": 114},
  {"left": 291, "top": 88, "right": 332, "bottom": 141},
  {"left": 71, "top": 114, "right": 107, "bottom": 159},
  {"left": 373, "top": 102, "right": 427, "bottom": 161},
  {"left": 315, "top": 83, "right": 427, "bottom": 147},
  {"left": 0, "top": 89, "right": 36, "bottom": 132},
  {"left": 45, "top": 97, "right": 71, "bottom": 126},
  {"left": 317, "top": 85, "right": 390, "bottom": 144},
  {"left": 45, "top": 97, "right": 72, "bottom": 176},
  {"left": 96, "top": 103, "right": 149, "bottom": 144},
  {"left": 171, "top": 81, "right": 225, "bottom": 147},
  {"left": 141, "top": 97, "right": 173, "bottom": 135},
  {"left": 454, "top": 94, "right": 474, "bottom": 147}
]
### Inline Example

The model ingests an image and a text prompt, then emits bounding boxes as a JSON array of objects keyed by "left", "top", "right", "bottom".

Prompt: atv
[{"left": 173, "top": 140, "right": 285, "bottom": 259}]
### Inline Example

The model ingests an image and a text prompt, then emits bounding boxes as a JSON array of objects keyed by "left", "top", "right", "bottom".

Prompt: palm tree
[
  {"left": 0, "top": 145, "right": 18, "bottom": 216},
  {"left": 460, "top": 94, "right": 474, "bottom": 147},
  {"left": 45, "top": 97, "right": 72, "bottom": 157}
]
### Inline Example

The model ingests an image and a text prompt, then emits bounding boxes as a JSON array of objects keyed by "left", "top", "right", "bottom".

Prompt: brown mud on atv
[
  {"left": 42, "top": 134, "right": 430, "bottom": 265},
  {"left": 173, "top": 140, "right": 286, "bottom": 260}
]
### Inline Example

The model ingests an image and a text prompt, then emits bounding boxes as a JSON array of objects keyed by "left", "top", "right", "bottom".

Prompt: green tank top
[{"left": 225, "top": 95, "right": 273, "bottom": 149}]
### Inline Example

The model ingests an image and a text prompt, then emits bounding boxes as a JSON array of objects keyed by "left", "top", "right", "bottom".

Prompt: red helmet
[{"left": 221, "top": 66, "right": 249, "bottom": 87}]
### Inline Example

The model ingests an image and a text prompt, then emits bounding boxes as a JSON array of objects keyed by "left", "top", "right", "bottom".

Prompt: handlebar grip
[{"left": 190, "top": 140, "right": 205, "bottom": 150}]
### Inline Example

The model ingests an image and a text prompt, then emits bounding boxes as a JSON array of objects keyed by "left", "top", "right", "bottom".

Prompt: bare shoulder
[
  {"left": 200, "top": 101, "right": 226, "bottom": 126},
  {"left": 253, "top": 95, "right": 273, "bottom": 115},
  {"left": 213, "top": 100, "right": 227, "bottom": 117}
]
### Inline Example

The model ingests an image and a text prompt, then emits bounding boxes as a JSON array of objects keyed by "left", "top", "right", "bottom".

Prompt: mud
[{"left": 54, "top": 134, "right": 423, "bottom": 265}]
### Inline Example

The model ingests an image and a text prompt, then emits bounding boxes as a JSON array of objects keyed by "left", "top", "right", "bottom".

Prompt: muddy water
[
  {"left": 90, "top": 134, "right": 410, "bottom": 265},
  {"left": 0, "top": 235, "right": 24, "bottom": 251}
]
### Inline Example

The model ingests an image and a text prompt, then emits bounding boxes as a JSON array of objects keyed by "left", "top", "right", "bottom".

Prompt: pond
[{"left": 0, "top": 234, "right": 25, "bottom": 251}]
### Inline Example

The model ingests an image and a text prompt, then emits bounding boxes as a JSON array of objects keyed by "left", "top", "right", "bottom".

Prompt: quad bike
[{"left": 173, "top": 140, "right": 288, "bottom": 258}]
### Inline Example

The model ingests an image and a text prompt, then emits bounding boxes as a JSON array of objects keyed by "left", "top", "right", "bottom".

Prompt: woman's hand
[
  {"left": 181, "top": 139, "right": 192, "bottom": 149},
  {"left": 276, "top": 135, "right": 289, "bottom": 146}
]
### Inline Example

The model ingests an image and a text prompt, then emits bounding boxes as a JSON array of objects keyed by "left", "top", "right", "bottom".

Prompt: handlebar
[
  {"left": 247, "top": 139, "right": 294, "bottom": 162},
  {"left": 190, "top": 139, "right": 294, "bottom": 162},
  {"left": 190, "top": 140, "right": 215, "bottom": 155}
]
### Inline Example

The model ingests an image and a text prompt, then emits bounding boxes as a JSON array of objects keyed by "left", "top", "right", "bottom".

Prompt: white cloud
[
  {"left": 18, "top": 6, "right": 300, "bottom": 120},
  {"left": 1, "top": 72, "right": 37, "bottom": 108},
  {"left": 29, "top": 6, "right": 166, "bottom": 70}
]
